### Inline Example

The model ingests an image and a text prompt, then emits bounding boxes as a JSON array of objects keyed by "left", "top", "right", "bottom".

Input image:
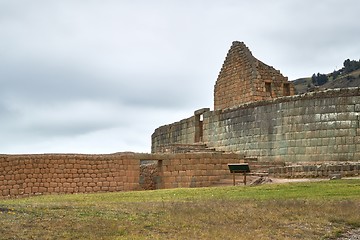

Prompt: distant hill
[
  {"left": 293, "top": 59, "right": 360, "bottom": 94},
  {"left": 292, "top": 77, "right": 312, "bottom": 94}
]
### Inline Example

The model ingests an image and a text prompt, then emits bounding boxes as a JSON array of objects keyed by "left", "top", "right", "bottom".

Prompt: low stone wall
[
  {"left": 4, "top": 152, "right": 358, "bottom": 198},
  {"left": 138, "top": 153, "right": 246, "bottom": 189},
  {"left": 0, "top": 152, "right": 246, "bottom": 198},
  {"left": 269, "top": 162, "right": 360, "bottom": 178},
  {"left": 0, "top": 153, "right": 140, "bottom": 198}
]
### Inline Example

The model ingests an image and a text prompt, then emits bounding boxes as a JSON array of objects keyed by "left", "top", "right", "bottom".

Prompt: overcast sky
[{"left": 1, "top": 0, "right": 360, "bottom": 154}]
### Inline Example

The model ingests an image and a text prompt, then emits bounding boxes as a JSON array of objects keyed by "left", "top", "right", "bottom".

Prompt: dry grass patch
[{"left": 0, "top": 180, "right": 359, "bottom": 239}]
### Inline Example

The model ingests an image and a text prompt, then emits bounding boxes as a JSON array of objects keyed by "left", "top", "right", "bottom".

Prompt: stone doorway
[
  {"left": 139, "top": 160, "right": 163, "bottom": 190},
  {"left": 194, "top": 108, "right": 209, "bottom": 143},
  {"left": 195, "top": 114, "right": 203, "bottom": 143}
]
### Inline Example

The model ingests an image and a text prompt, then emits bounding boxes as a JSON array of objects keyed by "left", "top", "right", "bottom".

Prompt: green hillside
[{"left": 293, "top": 59, "right": 360, "bottom": 94}]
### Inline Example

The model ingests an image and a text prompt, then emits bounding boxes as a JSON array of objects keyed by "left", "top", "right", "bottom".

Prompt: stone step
[{"left": 164, "top": 143, "right": 224, "bottom": 153}]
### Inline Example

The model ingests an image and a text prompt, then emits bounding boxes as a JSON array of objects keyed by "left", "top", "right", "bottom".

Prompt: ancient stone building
[
  {"left": 2, "top": 42, "right": 360, "bottom": 198},
  {"left": 152, "top": 42, "right": 360, "bottom": 163},
  {"left": 214, "top": 41, "right": 295, "bottom": 110}
]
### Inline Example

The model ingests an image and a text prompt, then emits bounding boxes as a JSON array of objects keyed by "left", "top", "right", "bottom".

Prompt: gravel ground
[{"left": 336, "top": 228, "right": 360, "bottom": 240}]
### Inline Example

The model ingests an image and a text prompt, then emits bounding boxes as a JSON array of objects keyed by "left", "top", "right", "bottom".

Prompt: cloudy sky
[{"left": 1, "top": 0, "right": 360, "bottom": 154}]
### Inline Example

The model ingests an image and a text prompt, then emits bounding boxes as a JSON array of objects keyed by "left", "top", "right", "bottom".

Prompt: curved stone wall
[
  {"left": 152, "top": 116, "right": 196, "bottom": 153},
  {"left": 152, "top": 88, "right": 360, "bottom": 162}
]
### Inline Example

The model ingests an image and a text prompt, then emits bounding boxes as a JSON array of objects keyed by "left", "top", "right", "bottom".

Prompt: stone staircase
[
  {"left": 156, "top": 143, "right": 287, "bottom": 186},
  {"left": 159, "top": 143, "right": 224, "bottom": 153}
]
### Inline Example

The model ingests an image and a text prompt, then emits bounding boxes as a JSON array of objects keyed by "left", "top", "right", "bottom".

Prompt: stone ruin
[
  {"left": 214, "top": 41, "right": 295, "bottom": 110},
  {"left": 152, "top": 41, "right": 360, "bottom": 164},
  {"left": 1, "top": 41, "right": 360, "bottom": 198}
]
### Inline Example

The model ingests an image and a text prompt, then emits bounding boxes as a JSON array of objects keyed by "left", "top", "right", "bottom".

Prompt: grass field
[{"left": 1, "top": 180, "right": 360, "bottom": 239}]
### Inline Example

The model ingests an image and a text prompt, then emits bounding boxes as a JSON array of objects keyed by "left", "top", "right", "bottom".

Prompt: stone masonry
[
  {"left": 0, "top": 152, "right": 247, "bottom": 198},
  {"left": 153, "top": 88, "right": 360, "bottom": 162},
  {"left": 268, "top": 162, "right": 360, "bottom": 178},
  {"left": 152, "top": 41, "right": 360, "bottom": 164},
  {"left": 0, "top": 153, "right": 140, "bottom": 198},
  {"left": 2, "top": 41, "right": 360, "bottom": 199},
  {"left": 214, "top": 41, "right": 295, "bottom": 110}
]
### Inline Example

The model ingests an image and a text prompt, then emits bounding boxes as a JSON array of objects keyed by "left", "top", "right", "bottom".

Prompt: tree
[
  {"left": 312, "top": 73, "right": 328, "bottom": 86},
  {"left": 344, "top": 59, "right": 351, "bottom": 71},
  {"left": 316, "top": 73, "right": 328, "bottom": 85},
  {"left": 311, "top": 73, "right": 317, "bottom": 85},
  {"left": 331, "top": 70, "right": 340, "bottom": 79},
  {"left": 343, "top": 59, "right": 360, "bottom": 74}
]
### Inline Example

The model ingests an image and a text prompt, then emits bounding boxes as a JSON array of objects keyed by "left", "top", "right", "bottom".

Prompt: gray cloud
[
  {"left": 1, "top": 0, "right": 359, "bottom": 153},
  {"left": 0, "top": 58, "right": 200, "bottom": 109},
  {"left": 0, "top": 101, "right": 11, "bottom": 116}
]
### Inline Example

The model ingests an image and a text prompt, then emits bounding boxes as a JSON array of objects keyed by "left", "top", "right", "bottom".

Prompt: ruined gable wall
[
  {"left": 214, "top": 42, "right": 256, "bottom": 110},
  {"left": 256, "top": 60, "right": 295, "bottom": 99},
  {"left": 214, "top": 41, "right": 295, "bottom": 111}
]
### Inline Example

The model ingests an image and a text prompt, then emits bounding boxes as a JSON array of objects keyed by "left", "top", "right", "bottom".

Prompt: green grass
[{"left": 1, "top": 180, "right": 360, "bottom": 239}]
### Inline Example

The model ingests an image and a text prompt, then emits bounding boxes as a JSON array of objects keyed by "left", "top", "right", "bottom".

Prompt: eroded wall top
[{"left": 214, "top": 41, "right": 295, "bottom": 110}]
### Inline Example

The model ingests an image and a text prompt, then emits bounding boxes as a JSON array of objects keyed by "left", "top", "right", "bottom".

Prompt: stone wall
[
  {"left": 143, "top": 153, "right": 245, "bottom": 189},
  {"left": 214, "top": 41, "right": 295, "bottom": 110},
  {"left": 268, "top": 162, "right": 360, "bottom": 178},
  {"left": 152, "top": 88, "right": 360, "bottom": 163},
  {"left": 0, "top": 153, "right": 140, "bottom": 198},
  {"left": 0, "top": 152, "right": 245, "bottom": 198},
  {"left": 151, "top": 115, "right": 195, "bottom": 153}
]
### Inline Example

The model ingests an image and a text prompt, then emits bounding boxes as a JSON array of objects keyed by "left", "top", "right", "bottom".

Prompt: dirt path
[
  {"left": 251, "top": 176, "right": 360, "bottom": 185},
  {"left": 336, "top": 228, "right": 360, "bottom": 240}
]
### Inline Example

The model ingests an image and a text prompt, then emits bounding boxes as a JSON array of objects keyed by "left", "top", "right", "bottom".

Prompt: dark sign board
[{"left": 227, "top": 163, "right": 250, "bottom": 173}]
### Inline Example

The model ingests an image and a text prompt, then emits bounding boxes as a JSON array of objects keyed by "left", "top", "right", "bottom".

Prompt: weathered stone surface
[
  {"left": 0, "top": 152, "right": 252, "bottom": 198},
  {"left": 268, "top": 162, "right": 360, "bottom": 179},
  {"left": 214, "top": 41, "right": 295, "bottom": 110},
  {"left": 153, "top": 88, "right": 360, "bottom": 162},
  {"left": 152, "top": 44, "right": 360, "bottom": 163}
]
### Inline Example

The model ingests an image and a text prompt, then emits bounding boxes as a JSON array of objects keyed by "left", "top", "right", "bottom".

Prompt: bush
[
  {"left": 332, "top": 70, "right": 340, "bottom": 79},
  {"left": 312, "top": 73, "right": 328, "bottom": 86},
  {"left": 343, "top": 59, "right": 360, "bottom": 74},
  {"left": 346, "top": 75, "right": 355, "bottom": 81}
]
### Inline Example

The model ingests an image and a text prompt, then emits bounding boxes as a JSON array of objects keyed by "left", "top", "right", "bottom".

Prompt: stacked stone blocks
[
  {"left": 151, "top": 116, "right": 196, "bottom": 153},
  {"left": 269, "top": 162, "right": 360, "bottom": 178},
  {"left": 152, "top": 88, "right": 360, "bottom": 163},
  {"left": 214, "top": 41, "right": 294, "bottom": 111},
  {"left": 205, "top": 88, "right": 360, "bottom": 162},
  {"left": 1, "top": 152, "right": 247, "bottom": 198},
  {"left": 0, "top": 153, "right": 140, "bottom": 198}
]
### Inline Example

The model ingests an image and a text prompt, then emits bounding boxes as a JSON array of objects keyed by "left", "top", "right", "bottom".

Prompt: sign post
[{"left": 227, "top": 163, "right": 250, "bottom": 186}]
